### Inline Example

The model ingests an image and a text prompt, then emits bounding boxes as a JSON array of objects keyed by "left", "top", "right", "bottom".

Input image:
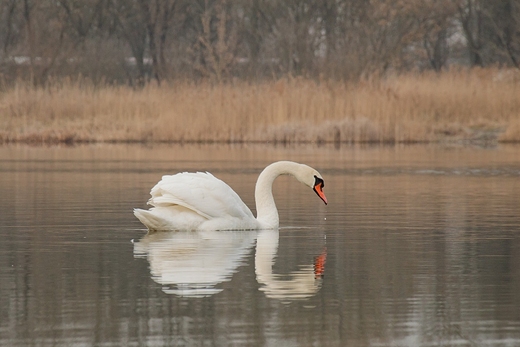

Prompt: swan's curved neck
[{"left": 255, "top": 161, "right": 301, "bottom": 229}]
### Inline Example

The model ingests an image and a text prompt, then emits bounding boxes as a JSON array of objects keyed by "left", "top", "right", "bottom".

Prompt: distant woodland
[{"left": 0, "top": 0, "right": 519, "bottom": 85}]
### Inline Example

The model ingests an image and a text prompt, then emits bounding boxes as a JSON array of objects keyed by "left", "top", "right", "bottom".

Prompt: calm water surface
[{"left": 1, "top": 144, "right": 520, "bottom": 346}]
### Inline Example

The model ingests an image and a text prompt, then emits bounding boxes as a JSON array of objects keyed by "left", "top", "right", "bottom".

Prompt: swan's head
[{"left": 296, "top": 164, "right": 328, "bottom": 205}]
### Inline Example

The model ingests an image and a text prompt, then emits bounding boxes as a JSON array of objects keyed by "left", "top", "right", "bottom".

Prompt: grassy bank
[{"left": 1, "top": 68, "right": 519, "bottom": 144}]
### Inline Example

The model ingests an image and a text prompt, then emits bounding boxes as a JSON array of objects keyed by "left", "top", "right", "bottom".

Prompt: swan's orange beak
[{"left": 313, "top": 178, "right": 327, "bottom": 205}]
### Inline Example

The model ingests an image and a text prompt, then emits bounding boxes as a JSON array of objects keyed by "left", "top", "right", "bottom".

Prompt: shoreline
[
  {"left": 0, "top": 129, "right": 508, "bottom": 147},
  {"left": 0, "top": 123, "right": 508, "bottom": 146}
]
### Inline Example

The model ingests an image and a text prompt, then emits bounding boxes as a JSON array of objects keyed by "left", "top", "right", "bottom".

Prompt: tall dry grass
[{"left": 1, "top": 68, "right": 519, "bottom": 144}]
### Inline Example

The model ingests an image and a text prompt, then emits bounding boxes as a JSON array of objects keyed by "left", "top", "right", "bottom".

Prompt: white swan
[{"left": 134, "top": 161, "right": 327, "bottom": 231}]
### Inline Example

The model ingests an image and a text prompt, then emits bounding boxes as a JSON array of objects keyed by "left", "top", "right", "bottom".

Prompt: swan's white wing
[{"left": 148, "top": 172, "right": 255, "bottom": 220}]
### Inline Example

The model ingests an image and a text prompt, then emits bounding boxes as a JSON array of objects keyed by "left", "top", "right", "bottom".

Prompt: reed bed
[{"left": 1, "top": 68, "right": 519, "bottom": 144}]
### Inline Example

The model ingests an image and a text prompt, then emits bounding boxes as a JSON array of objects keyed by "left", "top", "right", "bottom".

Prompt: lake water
[{"left": 1, "top": 144, "right": 520, "bottom": 346}]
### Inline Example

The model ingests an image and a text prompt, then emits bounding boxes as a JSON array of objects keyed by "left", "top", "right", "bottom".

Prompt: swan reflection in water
[
  {"left": 133, "top": 229, "right": 326, "bottom": 299},
  {"left": 133, "top": 230, "right": 256, "bottom": 297},
  {"left": 255, "top": 229, "right": 326, "bottom": 300}
]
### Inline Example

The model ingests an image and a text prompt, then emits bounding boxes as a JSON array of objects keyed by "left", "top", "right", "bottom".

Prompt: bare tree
[
  {"left": 235, "top": 0, "right": 277, "bottom": 78},
  {"left": 57, "top": 0, "right": 105, "bottom": 42},
  {"left": 415, "top": 1, "right": 458, "bottom": 71},
  {"left": 189, "top": 0, "right": 237, "bottom": 82},
  {"left": 482, "top": 0, "right": 520, "bottom": 69},
  {"left": 137, "top": 0, "right": 184, "bottom": 83},
  {"left": 22, "top": 0, "right": 36, "bottom": 78},
  {"left": 0, "top": 0, "right": 19, "bottom": 55},
  {"left": 109, "top": 0, "right": 149, "bottom": 84},
  {"left": 457, "top": 0, "right": 484, "bottom": 66}
]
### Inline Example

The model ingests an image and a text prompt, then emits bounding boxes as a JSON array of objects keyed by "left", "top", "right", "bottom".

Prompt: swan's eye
[{"left": 314, "top": 175, "right": 324, "bottom": 188}]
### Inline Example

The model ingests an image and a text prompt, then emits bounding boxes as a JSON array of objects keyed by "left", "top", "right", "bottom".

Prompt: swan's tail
[{"left": 134, "top": 208, "right": 164, "bottom": 231}]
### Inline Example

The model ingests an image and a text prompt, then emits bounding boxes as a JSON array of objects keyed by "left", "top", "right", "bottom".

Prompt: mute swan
[{"left": 134, "top": 161, "right": 327, "bottom": 231}]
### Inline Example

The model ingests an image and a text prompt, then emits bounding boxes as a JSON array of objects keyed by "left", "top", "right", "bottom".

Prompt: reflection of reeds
[{"left": 1, "top": 68, "right": 519, "bottom": 144}]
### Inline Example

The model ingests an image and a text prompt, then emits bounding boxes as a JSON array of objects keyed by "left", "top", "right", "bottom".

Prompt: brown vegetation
[{"left": 1, "top": 68, "right": 519, "bottom": 145}]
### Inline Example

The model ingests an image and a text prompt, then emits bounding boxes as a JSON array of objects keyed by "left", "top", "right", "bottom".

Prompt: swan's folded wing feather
[{"left": 148, "top": 172, "right": 254, "bottom": 220}]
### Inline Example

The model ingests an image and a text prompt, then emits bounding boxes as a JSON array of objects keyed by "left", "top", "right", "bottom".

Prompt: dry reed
[{"left": 1, "top": 68, "right": 519, "bottom": 144}]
